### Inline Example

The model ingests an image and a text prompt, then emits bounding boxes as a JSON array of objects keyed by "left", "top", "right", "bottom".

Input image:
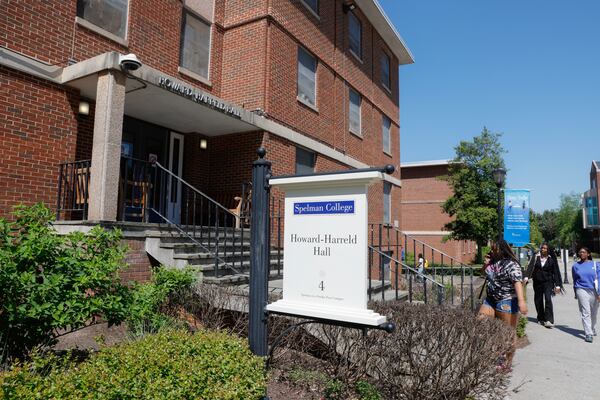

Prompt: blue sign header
[
  {"left": 294, "top": 201, "right": 355, "bottom": 215},
  {"left": 503, "top": 189, "right": 530, "bottom": 247}
]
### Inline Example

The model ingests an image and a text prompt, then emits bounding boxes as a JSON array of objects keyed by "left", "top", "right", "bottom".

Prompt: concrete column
[{"left": 87, "top": 70, "right": 126, "bottom": 221}]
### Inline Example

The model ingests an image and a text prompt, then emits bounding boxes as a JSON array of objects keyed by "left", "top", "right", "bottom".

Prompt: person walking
[
  {"left": 479, "top": 239, "right": 528, "bottom": 324},
  {"left": 478, "top": 240, "right": 528, "bottom": 368},
  {"left": 524, "top": 243, "right": 563, "bottom": 328},
  {"left": 572, "top": 247, "right": 600, "bottom": 343}
]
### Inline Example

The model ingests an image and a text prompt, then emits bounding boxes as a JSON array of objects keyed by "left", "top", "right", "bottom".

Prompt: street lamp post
[{"left": 493, "top": 168, "right": 506, "bottom": 242}]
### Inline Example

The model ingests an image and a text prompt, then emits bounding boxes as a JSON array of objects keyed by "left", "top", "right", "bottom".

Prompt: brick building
[
  {"left": 400, "top": 160, "right": 476, "bottom": 263},
  {"left": 1, "top": 1, "right": 413, "bottom": 279},
  {"left": 583, "top": 161, "right": 600, "bottom": 252}
]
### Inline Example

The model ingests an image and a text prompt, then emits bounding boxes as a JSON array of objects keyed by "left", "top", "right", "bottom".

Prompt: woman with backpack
[
  {"left": 478, "top": 239, "right": 527, "bottom": 370},
  {"left": 524, "top": 243, "right": 563, "bottom": 328},
  {"left": 572, "top": 247, "right": 600, "bottom": 343},
  {"left": 479, "top": 239, "right": 528, "bottom": 325}
]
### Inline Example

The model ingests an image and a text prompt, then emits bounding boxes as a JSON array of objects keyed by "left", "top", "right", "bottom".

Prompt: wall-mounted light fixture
[
  {"left": 342, "top": 2, "right": 356, "bottom": 13},
  {"left": 199, "top": 139, "right": 208, "bottom": 150},
  {"left": 78, "top": 101, "right": 90, "bottom": 115}
]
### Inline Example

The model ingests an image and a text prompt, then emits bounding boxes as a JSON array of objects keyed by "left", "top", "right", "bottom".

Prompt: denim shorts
[{"left": 483, "top": 297, "right": 519, "bottom": 314}]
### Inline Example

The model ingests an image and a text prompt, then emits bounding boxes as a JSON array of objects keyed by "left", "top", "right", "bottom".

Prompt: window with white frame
[
  {"left": 76, "top": 0, "right": 128, "bottom": 39},
  {"left": 296, "top": 147, "right": 316, "bottom": 174},
  {"left": 349, "top": 88, "right": 361, "bottom": 135},
  {"left": 382, "top": 116, "right": 391, "bottom": 154},
  {"left": 381, "top": 53, "right": 391, "bottom": 89},
  {"left": 297, "top": 47, "right": 317, "bottom": 107},
  {"left": 301, "top": 0, "right": 319, "bottom": 16},
  {"left": 348, "top": 11, "right": 362, "bottom": 59},
  {"left": 383, "top": 182, "right": 392, "bottom": 224},
  {"left": 180, "top": 11, "right": 211, "bottom": 79}
]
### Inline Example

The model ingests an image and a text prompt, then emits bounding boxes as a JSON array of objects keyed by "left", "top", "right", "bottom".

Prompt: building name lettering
[
  {"left": 157, "top": 77, "right": 242, "bottom": 118},
  {"left": 290, "top": 233, "right": 358, "bottom": 244}
]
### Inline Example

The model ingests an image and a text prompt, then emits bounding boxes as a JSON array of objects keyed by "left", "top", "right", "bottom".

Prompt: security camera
[{"left": 119, "top": 53, "right": 142, "bottom": 71}]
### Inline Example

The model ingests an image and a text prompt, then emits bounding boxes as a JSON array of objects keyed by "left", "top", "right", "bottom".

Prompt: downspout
[{"left": 263, "top": 0, "right": 272, "bottom": 114}]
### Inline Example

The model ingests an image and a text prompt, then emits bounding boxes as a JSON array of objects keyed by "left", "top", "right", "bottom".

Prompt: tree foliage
[
  {"left": 555, "top": 193, "right": 585, "bottom": 250},
  {"left": 441, "top": 127, "right": 506, "bottom": 256},
  {"left": 0, "top": 204, "right": 131, "bottom": 363},
  {"left": 536, "top": 209, "right": 559, "bottom": 247},
  {"left": 529, "top": 210, "right": 544, "bottom": 246}
]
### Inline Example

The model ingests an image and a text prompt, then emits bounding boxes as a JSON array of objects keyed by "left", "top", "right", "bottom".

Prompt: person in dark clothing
[{"left": 524, "top": 243, "right": 563, "bottom": 328}]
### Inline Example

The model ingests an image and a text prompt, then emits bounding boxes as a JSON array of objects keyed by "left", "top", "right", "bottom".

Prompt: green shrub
[
  {"left": 355, "top": 380, "right": 382, "bottom": 400},
  {"left": 516, "top": 315, "right": 528, "bottom": 338},
  {"left": 127, "top": 266, "right": 196, "bottom": 337},
  {"left": 0, "top": 330, "right": 266, "bottom": 399},
  {"left": 0, "top": 204, "right": 131, "bottom": 364}
]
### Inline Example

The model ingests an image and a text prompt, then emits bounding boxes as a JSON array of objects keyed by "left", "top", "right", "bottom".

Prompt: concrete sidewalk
[{"left": 509, "top": 282, "right": 600, "bottom": 399}]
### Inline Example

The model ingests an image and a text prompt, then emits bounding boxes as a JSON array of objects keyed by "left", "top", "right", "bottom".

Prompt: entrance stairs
[{"left": 145, "top": 226, "right": 284, "bottom": 285}]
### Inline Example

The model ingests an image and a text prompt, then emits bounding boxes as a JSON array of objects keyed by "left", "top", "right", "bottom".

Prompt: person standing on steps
[
  {"left": 524, "top": 243, "right": 563, "bottom": 328},
  {"left": 572, "top": 247, "right": 600, "bottom": 343},
  {"left": 416, "top": 253, "right": 424, "bottom": 282}
]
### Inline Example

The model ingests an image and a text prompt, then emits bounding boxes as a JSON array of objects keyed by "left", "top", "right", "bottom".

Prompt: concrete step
[
  {"left": 203, "top": 268, "right": 283, "bottom": 285},
  {"left": 160, "top": 241, "right": 253, "bottom": 253},
  {"left": 197, "top": 258, "right": 282, "bottom": 274},
  {"left": 173, "top": 250, "right": 282, "bottom": 265}
]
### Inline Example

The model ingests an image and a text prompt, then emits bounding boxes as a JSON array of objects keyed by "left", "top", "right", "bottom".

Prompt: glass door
[{"left": 167, "top": 132, "right": 184, "bottom": 223}]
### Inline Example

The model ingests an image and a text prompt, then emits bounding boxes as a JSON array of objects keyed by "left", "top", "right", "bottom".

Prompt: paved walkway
[{"left": 509, "top": 282, "right": 600, "bottom": 399}]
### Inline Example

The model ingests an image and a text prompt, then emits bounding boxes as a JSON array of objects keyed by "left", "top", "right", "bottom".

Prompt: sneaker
[
  {"left": 544, "top": 321, "right": 554, "bottom": 328},
  {"left": 585, "top": 335, "right": 593, "bottom": 343},
  {"left": 538, "top": 320, "right": 545, "bottom": 325}
]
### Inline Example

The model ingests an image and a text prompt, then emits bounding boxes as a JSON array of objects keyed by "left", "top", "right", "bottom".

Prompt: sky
[{"left": 379, "top": 0, "right": 600, "bottom": 211}]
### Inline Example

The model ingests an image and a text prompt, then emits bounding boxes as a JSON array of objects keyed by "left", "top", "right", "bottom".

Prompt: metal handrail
[
  {"left": 369, "top": 223, "right": 476, "bottom": 310},
  {"left": 369, "top": 245, "right": 446, "bottom": 306},
  {"left": 146, "top": 159, "right": 247, "bottom": 278}
]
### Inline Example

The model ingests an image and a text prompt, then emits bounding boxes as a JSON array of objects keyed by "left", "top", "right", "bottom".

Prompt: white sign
[{"left": 266, "top": 171, "right": 387, "bottom": 326}]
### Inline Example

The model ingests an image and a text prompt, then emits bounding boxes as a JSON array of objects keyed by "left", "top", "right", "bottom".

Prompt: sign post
[
  {"left": 249, "top": 148, "right": 271, "bottom": 357},
  {"left": 266, "top": 167, "right": 392, "bottom": 326}
]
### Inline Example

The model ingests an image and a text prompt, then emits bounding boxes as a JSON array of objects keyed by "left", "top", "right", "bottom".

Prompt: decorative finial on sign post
[
  {"left": 384, "top": 164, "right": 395, "bottom": 175},
  {"left": 257, "top": 147, "right": 266, "bottom": 159}
]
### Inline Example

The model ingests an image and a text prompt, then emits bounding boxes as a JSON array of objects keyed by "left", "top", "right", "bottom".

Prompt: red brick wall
[
  {"left": 0, "top": 67, "right": 79, "bottom": 216},
  {"left": 400, "top": 164, "right": 476, "bottom": 263},
  {"left": 121, "top": 238, "right": 153, "bottom": 283}
]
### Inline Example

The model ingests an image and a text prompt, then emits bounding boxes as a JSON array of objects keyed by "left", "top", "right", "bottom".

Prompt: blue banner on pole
[{"left": 503, "top": 189, "right": 530, "bottom": 246}]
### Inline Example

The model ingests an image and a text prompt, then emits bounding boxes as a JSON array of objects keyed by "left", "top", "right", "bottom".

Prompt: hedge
[{"left": 0, "top": 330, "right": 266, "bottom": 399}]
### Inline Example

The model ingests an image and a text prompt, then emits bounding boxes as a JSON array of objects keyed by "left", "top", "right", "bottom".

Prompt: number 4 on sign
[{"left": 319, "top": 281, "right": 325, "bottom": 291}]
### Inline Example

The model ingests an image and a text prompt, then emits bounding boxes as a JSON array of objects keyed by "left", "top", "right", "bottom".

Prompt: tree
[
  {"left": 529, "top": 210, "right": 543, "bottom": 246},
  {"left": 441, "top": 127, "right": 506, "bottom": 262},
  {"left": 555, "top": 193, "right": 585, "bottom": 251},
  {"left": 536, "top": 209, "right": 559, "bottom": 247}
]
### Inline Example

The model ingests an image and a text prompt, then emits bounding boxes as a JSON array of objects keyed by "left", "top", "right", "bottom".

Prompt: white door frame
[{"left": 167, "top": 132, "right": 184, "bottom": 223}]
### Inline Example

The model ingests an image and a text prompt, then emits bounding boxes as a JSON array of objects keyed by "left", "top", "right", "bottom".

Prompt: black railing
[
  {"left": 368, "top": 246, "right": 446, "bottom": 305},
  {"left": 56, "top": 160, "right": 91, "bottom": 221},
  {"left": 131, "top": 157, "right": 249, "bottom": 278},
  {"left": 368, "top": 224, "right": 477, "bottom": 310}
]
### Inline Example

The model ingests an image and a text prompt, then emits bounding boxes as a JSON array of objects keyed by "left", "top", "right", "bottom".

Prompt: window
[
  {"left": 77, "top": 0, "right": 128, "bottom": 39},
  {"left": 383, "top": 182, "right": 391, "bottom": 224},
  {"left": 348, "top": 12, "right": 362, "bottom": 59},
  {"left": 297, "top": 47, "right": 317, "bottom": 107},
  {"left": 296, "top": 147, "right": 315, "bottom": 174},
  {"left": 301, "top": 0, "right": 319, "bottom": 16},
  {"left": 349, "top": 88, "right": 361, "bottom": 135},
  {"left": 382, "top": 116, "right": 391, "bottom": 154},
  {"left": 180, "top": 11, "right": 211, "bottom": 79},
  {"left": 381, "top": 53, "right": 391, "bottom": 89}
]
